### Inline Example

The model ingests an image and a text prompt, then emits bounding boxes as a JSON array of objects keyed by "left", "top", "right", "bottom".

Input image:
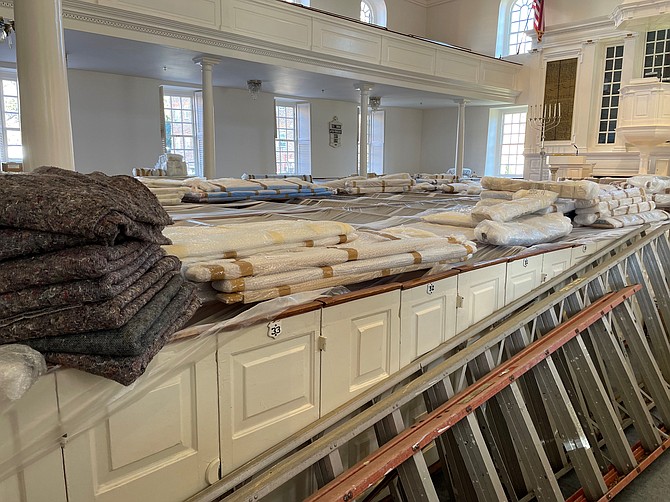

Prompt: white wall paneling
[
  {"left": 571, "top": 243, "right": 598, "bottom": 265},
  {"left": 456, "top": 263, "right": 507, "bottom": 334},
  {"left": 381, "top": 36, "right": 437, "bottom": 74},
  {"left": 0, "top": 374, "right": 67, "bottom": 502},
  {"left": 59, "top": 338, "right": 219, "bottom": 502},
  {"left": 399, "top": 274, "right": 458, "bottom": 368},
  {"left": 320, "top": 290, "right": 401, "bottom": 415},
  {"left": 229, "top": 0, "right": 312, "bottom": 50},
  {"left": 311, "top": 18, "right": 382, "bottom": 64},
  {"left": 98, "top": 0, "right": 221, "bottom": 30},
  {"left": 505, "top": 254, "right": 543, "bottom": 305},
  {"left": 219, "top": 309, "right": 321, "bottom": 474}
]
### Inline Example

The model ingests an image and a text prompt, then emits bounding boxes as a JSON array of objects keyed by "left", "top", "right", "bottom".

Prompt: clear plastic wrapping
[
  {"left": 627, "top": 175, "right": 670, "bottom": 194},
  {"left": 480, "top": 190, "right": 515, "bottom": 200},
  {"left": 471, "top": 191, "right": 558, "bottom": 222},
  {"left": 589, "top": 209, "right": 670, "bottom": 228},
  {"left": 163, "top": 220, "right": 356, "bottom": 259},
  {"left": 481, "top": 176, "right": 600, "bottom": 200},
  {"left": 421, "top": 211, "right": 477, "bottom": 227},
  {"left": 474, "top": 213, "right": 573, "bottom": 246},
  {"left": 0, "top": 345, "right": 46, "bottom": 404}
]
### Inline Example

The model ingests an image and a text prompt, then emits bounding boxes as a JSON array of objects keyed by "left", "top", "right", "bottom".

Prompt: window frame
[
  {"left": 491, "top": 107, "right": 528, "bottom": 177},
  {"left": 357, "top": 108, "right": 385, "bottom": 175},
  {"left": 0, "top": 70, "right": 22, "bottom": 163},
  {"left": 274, "top": 98, "right": 311, "bottom": 175},
  {"left": 360, "top": 0, "right": 387, "bottom": 27},
  {"left": 496, "top": 0, "right": 534, "bottom": 57},
  {"left": 160, "top": 86, "right": 203, "bottom": 177}
]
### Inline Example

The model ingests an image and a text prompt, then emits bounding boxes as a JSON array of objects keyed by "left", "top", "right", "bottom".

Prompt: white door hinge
[
  {"left": 456, "top": 295, "right": 464, "bottom": 308},
  {"left": 318, "top": 335, "right": 327, "bottom": 351}
]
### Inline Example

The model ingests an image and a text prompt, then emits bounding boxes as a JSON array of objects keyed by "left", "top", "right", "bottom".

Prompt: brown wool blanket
[
  {"left": 0, "top": 257, "right": 180, "bottom": 343},
  {"left": 0, "top": 241, "right": 159, "bottom": 294},
  {"left": 44, "top": 291, "right": 201, "bottom": 386},
  {"left": 25, "top": 276, "right": 193, "bottom": 356},
  {"left": 0, "top": 228, "right": 95, "bottom": 262},
  {"left": 0, "top": 247, "right": 165, "bottom": 318},
  {"left": 0, "top": 167, "right": 172, "bottom": 245}
]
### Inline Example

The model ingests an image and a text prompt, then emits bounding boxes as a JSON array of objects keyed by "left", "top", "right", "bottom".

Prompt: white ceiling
[{"left": 1, "top": 29, "right": 496, "bottom": 108}]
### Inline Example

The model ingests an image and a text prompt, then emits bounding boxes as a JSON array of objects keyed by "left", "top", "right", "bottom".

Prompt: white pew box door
[
  {"left": 541, "top": 247, "right": 573, "bottom": 282},
  {"left": 218, "top": 307, "right": 322, "bottom": 476},
  {"left": 399, "top": 272, "right": 459, "bottom": 368},
  {"left": 571, "top": 242, "right": 598, "bottom": 265},
  {"left": 0, "top": 374, "right": 67, "bottom": 502},
  {"left": 320, "top": 288, "right": 401, "bottom": 415},
  {"left": 455, "top": 262, "right": 507, "bottom": 334},
  {"left": 505, "top": 254, "right": 543, "bottom": 304},
  {"left": 59, "top": 336, "right": 219, "bottom": 502}
]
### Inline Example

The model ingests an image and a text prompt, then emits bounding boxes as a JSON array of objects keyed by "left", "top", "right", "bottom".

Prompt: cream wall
[
  {"left": 384, "top": 107, "right": 423, "bottom": 173},
  {"left": 387, "top": 0, "right": 427, "bottom": 37},
  {"left": 310, "top": 98, "right": 359, "bottom": 178},
  {"left": 214, "top": 87, "right": 277, "bottom": 178},
  {"left": 420, "top": 106, "right": 490, "bottom": 175},
  {"left": 426, "top": 0, "right": 623, "bottom": 57},
  {"left": 68, "top": 70, "right": 162, "bottom": 175},
  {"left": 67, "top": 69, "right": 428, "bottom": 179},
  {"left": 420, "top": 107, "right": 457, "bottom": 173}
]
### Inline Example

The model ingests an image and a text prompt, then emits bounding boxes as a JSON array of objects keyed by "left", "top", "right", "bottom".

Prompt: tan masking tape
[
  {"left": 411, "top": 251, "right": 422, "bottom": 264},
  {"left": 321, "top": 266, "right": 334, "bottom": 278},
  {"left": 236, "top": 260, "right": 254, "bottom": 277},
  {"left": 340, "top": 247, "right": 359, "bottom": 261}
]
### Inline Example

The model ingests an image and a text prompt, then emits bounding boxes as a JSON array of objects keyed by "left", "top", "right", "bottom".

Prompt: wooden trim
[
  {"left": 401, "top": 269, "right": 460, "bottom": 289},
  {"left": 318, "top": 283, "right": 402, "bottom": 307}
]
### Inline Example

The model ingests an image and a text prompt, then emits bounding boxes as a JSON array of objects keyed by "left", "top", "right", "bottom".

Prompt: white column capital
[
  {"left": 453, "top": 98, "right": 470, "bottom": 106},
  {"left": 354, "top": 82, "right": 374, "bottom": 93},
  {"left": 193, "top": 55, "right": 222, "bottom": 68}
]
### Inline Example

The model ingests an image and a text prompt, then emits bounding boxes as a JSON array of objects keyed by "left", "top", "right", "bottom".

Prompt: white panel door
[
  {"left": 541, "top": 248, "right": 573, "bottom": 283},
  {"left": 321, "top": 291, "right": 401, "bottom": 415},
  {"left": 505, "top": 255, "right": 543, "bottom": 304},
  {"left": 571, "top": 243, "right": 598, "bottom": 265},
  {"left": 219, "top": 310, "right": 321, "bottom": 475},
  {"left": 400, "top": 275, "right": 458, "bottom": 368},
  {"left": 456, "top": 263, "right": 507, "bottom": 334},
  {"left": 60, "top": 337, "right": 219, "bottom": 502},
  {"left": 0, "top": 374, "right": 67, "bottom": 502}
]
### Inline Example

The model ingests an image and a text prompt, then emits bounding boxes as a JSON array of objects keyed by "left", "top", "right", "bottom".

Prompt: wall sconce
[
  {"left": 369, "top": 96, "right": 381, "bottom": 111},
  {"left": 247, "top": 79, "right": 262, "bottom": 100}
]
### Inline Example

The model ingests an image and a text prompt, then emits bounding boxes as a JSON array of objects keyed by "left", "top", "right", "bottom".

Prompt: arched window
[
  {"left": 360, "top": 0, "right": 387, "bottom": 27},
  {"left": 496, "top": 0, "right": 533, "bottom": 57},
  {"left": 284, "top": 0, "right": 310, "bottom": 6},
  {"left": 360, "top": 1, "right": 373, "bottom": 24}
]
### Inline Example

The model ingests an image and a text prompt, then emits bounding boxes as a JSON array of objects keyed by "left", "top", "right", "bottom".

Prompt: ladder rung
[{"left": 304, "top": 287, "right": 640, "bottom": 502}]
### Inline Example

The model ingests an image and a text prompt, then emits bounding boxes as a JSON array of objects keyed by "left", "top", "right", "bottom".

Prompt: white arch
[{"left": 361, "top": 0, "right": 387, "bottom": 28}]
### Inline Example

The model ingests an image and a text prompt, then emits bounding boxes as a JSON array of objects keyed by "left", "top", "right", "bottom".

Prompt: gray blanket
[
  {"left": 0, "top": 241, "right": 159, "bottom": 293},
  {"left": 0, "top": 167, "right": 172, "bottom": 244},
  {"left": 0, "top": 256, "right": 180, "bottom": 343},
  {"left": 0, "top": 228, "right": 95, "bottom": 262},
  {"left": 0, "top": 247, "right": 165, "bottom": 318},
  {"left": 25, "top": 275, "right": 188, "bottom": 356},
  {"left": 44, "top": 290, "right": 201, "bottom": 386}
]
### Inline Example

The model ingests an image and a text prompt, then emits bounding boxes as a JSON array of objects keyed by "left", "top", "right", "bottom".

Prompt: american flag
[{"left": 533, "top": 0, "right": 545, "bottom": 42}]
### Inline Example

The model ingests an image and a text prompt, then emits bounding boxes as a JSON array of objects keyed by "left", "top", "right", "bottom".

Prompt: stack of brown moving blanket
[{"left": 0, "top": 167, "right": 201, "bottom": 385}]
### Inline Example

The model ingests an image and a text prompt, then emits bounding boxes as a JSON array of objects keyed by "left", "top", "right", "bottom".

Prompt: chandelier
[
  {"left": 0, "top": 18, "right": 14, "bottom": 48},
  {"left": 247, "top": 79, "right": 262, "bottom": 100},
  {"left": 369, "top": 96, "right": 381, "bottom": 111}
]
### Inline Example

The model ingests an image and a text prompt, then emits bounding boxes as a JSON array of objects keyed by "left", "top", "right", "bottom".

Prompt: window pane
[
  {"left": 183, "top": 124, "right": 193, "bottom": 135},
  {"left": 2, "top": 80, "right": 16, "bottom": 96},
  {"left": 171, "top": 97, "right": 181, "bottom": 108},
  {"left": 7, "top": 145, "right": 22, "bottom": 159},
  {"left": 5, "top": 113, "right": 19, "bottom": 128},
  {"left": 4, "top": 97, "right": 18, "bottom": 113},
  {"left": 6, "top": 130, "right": 21, "bottom": 145}
]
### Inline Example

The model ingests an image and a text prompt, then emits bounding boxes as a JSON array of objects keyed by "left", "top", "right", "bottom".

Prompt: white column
[
  {"left": 454, "top": 99, "right": 469, "bottom": 179},
  {"left": 355, "top": 83, "right": 373, "bottom": 177},
  {"left": 15, "top": 0, "right": 75, "bottom": 171},
  {"left": 194, "top": 56, "right": 221, "bottom": 179}
]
